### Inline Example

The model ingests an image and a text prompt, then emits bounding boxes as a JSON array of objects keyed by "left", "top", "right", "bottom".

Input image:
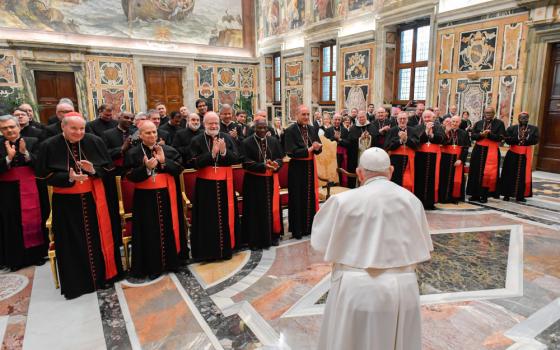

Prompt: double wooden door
[
  {"left": 538, "top": 43, "right": 560, "bottom": 173},
  {"left": 143, "top": 66, "right": 183, "bottom": 112},
  {"left": 34, "top": 71, "right": 78, "bottom": 124}
]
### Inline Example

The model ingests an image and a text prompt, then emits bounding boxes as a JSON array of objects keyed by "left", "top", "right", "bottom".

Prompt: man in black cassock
[
  {"left": 241, "top": 118, "right": 284, "bottom": 250},
  {"left": 325, "top": 113, "right": 350, "bottom": 186},
  {"left": 45, "top": 102, "right": 74, "bottom": 137},
  {"left": 18, "top": 103, "right": 45, "bottom": 130},
  {"left": 159, "top": 110, "right": 183, "bottom": 145},
  {"left": 236, "top": 110, "right": 249, "bottom": 138},
  {"left": 371, "top": 107, "right": 396, "bottom": 148},
  {"left": 37, "top": 113, "right": 122, "bottom": 299},
  {"left": 14, "top": 108, "right": 46, "bottom": 141},
  {"left": 384, "top": 112, "right": 419, "bottom": 191},
  {"left": 190, "top": 112, "right": 240, "bottom": 261},
  {"left": 500, "top": 112, "right": 539, "bottom": 202},
  {"left": 148, "top": 110, "right": 171, "bottom": 144},
  {"left": 124, "top": 121, "right": 184, "bottom": 278},
  {"left": 156, "top": 103, "right": 170, "bottom": 126},
  {"left": 86, "top": 104, "right": 117, "bottom": 137},
  {"left": 172, "top": 113, "right": 203, "bottom": 168},
  {"left": 347, "top": 111, "right": 378, "bottom": 187},
  {"left": 285, "top": 105, "right": 322, "bottom": 239},
  {"left": 219, "top": 104, "right": 245, "bottom": 153},
  {"left": 195, "top": 99, "right": 208, "bottom": 123},
  {"left": 439, "top": 116, "right": 470, "bottom": 203},
  {"left": 413, "top": 111, "right": 445, "bottom": 209},
  {"left": 407, "top": 103, "right": 424, "bottom": 127},
  {"left": 467, "top": 107, "right": 506, "bottom": 203},
  {"left": 0, "top": 115, "right": 46, "bottom": 271}
]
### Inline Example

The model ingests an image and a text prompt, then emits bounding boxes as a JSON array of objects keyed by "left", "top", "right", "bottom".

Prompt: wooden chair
[
  {"left": 179, "top": 169, "right": 198, "bottom": 229},
  {"left": 45, "top": 186, "right": 59, "bottom": 289},
  {"left": 317, "top": 136, "right": 351, "bottom": 200},
  {"left": 115, "top": 176, "right": 134, "bottom": 270}
]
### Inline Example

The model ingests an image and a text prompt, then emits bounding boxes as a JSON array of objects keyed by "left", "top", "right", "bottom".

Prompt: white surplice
[{"left": 311, "top": 176, "right": 433, "bottom": 350}]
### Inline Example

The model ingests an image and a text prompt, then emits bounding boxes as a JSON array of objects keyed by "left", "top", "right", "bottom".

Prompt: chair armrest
[
  {"left": 337, "top": 168, "right": 357, "bottom": 178},
  {"left": 182, "top": 192, "right": 191, "bottom": 206}
]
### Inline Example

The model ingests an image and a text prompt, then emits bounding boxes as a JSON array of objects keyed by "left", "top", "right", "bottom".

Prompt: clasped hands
[
  {"left": 4, "top": 139, "right": 27, "bottom": 161},
  {"left": 211, "top": 137, "right": 227, "bottom": 158},
  {"left": 69, "top": 160, "right": 95, "bottom": 182},
  {"left": 143, "top": 145, "right": 165, "bottom": 170},
  {"left": 308, "top": 141, "right": 322, "bottom": 153}
]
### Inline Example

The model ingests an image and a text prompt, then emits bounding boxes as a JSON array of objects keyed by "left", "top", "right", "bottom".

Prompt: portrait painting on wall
[
  {"left": 0, "top": 0, "right": 245, "bottom": 48},
  {"left": 283, "top": 0, "right": 305, "bottom": 30},
  {"left": 459, "top": 28, "right": 497, "bottom": 71},
  {"left": 312, "top": 0, "right": 344, "bottom": 22},
  {"left": 285, "top": 61, "right": 303, "bottom": 86},
  {"left": 344, "top": 50, "right": 370, "bottom": 81}
]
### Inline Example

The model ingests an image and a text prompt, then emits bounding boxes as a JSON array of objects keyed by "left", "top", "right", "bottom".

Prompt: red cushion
[
  {"left": 280, "top": 193, "right": 289, "bottom": 207},
  {"left": 183, "top": 170, "right": 197, "bottom": 203},
  {"left": 232, "top": 166, "right": 245, "bottom": 196},
  {"left": 120, "top": 178, "right": 135, "bottom": 213},
  {"left": 123, "top": 220, "right": 133, "bottom": 238}
]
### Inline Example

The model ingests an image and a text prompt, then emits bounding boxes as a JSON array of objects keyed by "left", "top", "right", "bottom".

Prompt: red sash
[
  {"left": 0, "top": 166, "right": 44, "bottom": 248},
  {"left": 509, "top": 145, "right": 533, "bottom": 197},
  {"left": 336, "top": 146, "right": 348, "bottom": 187},
  {"left": 417, "top": 143, "right": 442, "bottom": 202},
  {"left": 441, "top": 145, "right": 464, "bottom": 198},
  {"left": 246, "top": 169, "right": 281, "bottom": 234},
  {"left": 300, "top": 151, "right": 320, "bottom": 212},
  {"left": 197, "top": 166, "right": 236, "bottom": 248},
  {"left": 134, "top": 173, "right": 181, "bottom": 253},
  {"left": 389, "top": 146, "right": 415, "bottom": 192},
  {"left": 476, "top": 139, "right": 500, "bottom": 192},
  {"left": 53, "top": 178, "right": 117, "bottom": 279}
]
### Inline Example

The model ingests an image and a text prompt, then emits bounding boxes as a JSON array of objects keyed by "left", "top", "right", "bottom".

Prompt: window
[
  {"left": 394, "top": 23, "right": 430, "bottom": 104},
  {"left": 320, "top": 43, "right": 337, "bottom": 104},
  {"left": 273, "top": 53, "right": 281, "bottom": 104}
]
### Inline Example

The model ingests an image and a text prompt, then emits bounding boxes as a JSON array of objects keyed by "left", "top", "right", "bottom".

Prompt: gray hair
[
  {"left": 61, "top": 115, "right": 85, "bottom": 126},
  {"left": 135, "top": 112, "right": 147, "bottom": 120},
  {"left": 147, "top": 109, "right": 159, "bottom": 117},
  {"left": 58, "top": 98, "right": 74, "bottom": 107},
  {"left": 219, "top": 104, "right": 232, "bottom": 113},
  {"left": 0, "top": 114, "right": 20, "bottom": 127}
]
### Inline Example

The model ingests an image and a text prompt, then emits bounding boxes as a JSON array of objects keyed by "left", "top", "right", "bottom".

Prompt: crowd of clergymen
[{"left": 0, "top": 97, "right": 538, "bottom": 299}]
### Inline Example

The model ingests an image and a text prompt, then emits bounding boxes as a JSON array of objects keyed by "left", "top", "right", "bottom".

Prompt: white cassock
[{"left": 311, "top": 176, "right": 433, "bottom": 350}]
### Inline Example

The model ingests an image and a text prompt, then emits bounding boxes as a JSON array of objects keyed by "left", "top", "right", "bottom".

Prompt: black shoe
[
  {"left": 272, "top": 238, "right": 280, "bottom": 246},
  {"left": 516, "top": 198, "right": 526, "bottom": 202},
  {"left": 250, "top": 246, "right": 259, "bottom": 251},
  {"left": 293, "top": 233, "right": 302, "bottom": 240},
  {"left": 149, "top": 273, "right": 161, "bottom": 281},
  {"left": 479, "top": 197, "right": 488, "bottom": 203},
  {"left": 503, "top": 196, "right": 510, "bottom": 201},
  {"left": 468, "top": 196, "right": 480, "bottom": 202}
]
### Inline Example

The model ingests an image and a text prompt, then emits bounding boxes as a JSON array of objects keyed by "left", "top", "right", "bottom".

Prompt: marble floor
[{"left": 1, "top": 173, "right": 560, "bottom": 350}]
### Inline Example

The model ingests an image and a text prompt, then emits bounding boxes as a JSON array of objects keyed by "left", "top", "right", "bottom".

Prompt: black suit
[
  {"left": 172, "top": 127, "right": 204, "bottom": 168},
  {"left": 159, "top": 122, "right": 182, "bottom": 145},
  {"left": 45, "top": 121, "right": 62, "bottom": 137},
  {"left": 86, "top": 118, "right": 118, "bottom": 138},
  {"left": 20, "top": 125, "right": 46, "bottom": 142}
]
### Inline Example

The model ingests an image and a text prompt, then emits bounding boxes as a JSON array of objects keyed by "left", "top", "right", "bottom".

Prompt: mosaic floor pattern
[{"left": 1, "top": 176, "right": 559, "bottom": 350}]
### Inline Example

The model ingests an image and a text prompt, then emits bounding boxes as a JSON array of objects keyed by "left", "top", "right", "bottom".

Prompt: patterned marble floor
[{"left": 1, "top": 175, "right": 559, "bottom": 350}]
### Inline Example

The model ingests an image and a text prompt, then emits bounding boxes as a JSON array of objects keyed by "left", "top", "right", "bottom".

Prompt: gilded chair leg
[
  {"left": 122, "top": 240, "right": 129, "bottom": 271},
  {"left": 48, "top": 251, "right": 59, "bottom": 289}
]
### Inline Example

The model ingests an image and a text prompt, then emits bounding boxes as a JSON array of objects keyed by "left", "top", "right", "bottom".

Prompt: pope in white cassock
[{"left": 311, "top": 147, "right": 433, "bottom": 350}]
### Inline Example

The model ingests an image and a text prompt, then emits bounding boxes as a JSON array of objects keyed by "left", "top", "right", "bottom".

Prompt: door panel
[
  {"left": 144, "top": 66, "right": 184, "bottom": 113},
  {"left": 538, "top": 43, "right": 560, "bottom": 173},
  {"left": 34, "top": 71, "right": 78, "bottom": 124}
]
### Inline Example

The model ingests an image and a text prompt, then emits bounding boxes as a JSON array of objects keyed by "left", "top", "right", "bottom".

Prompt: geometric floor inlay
[{"left": 0, "top": 274, "right": 29, "bottom": 301}]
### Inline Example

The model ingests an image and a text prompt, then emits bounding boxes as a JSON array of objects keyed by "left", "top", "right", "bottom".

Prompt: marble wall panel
[
  {"left": 437, "top": 79, "right": 451, "bottom": 115},
  {"left": 338, "top": 42, "right": 375, "bottom": 109},
  {"left": 194, "top": 62, "right": 258, "bottom": 114},
  {"left": 502, "top": 23, "right": 523, "bottom": 70},
  {"left": 458, "top": 27, "right": 497, "bottom": 72},
  {"left": 85, "top": 55, "right": 138, "bottom": 117},
  {"left": 497, "top": 75, "right": 517, "bottom": 126},
  {"left": 456, "top": 78, "right": 493, "bottom": 125},
  {"left": 439, "top": 33, "right": 454, "bottom": 74}
]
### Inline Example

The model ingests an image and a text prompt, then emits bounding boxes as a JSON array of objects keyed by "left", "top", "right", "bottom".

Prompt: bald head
[
  {"left": 139, "top": 120, "right": 158, "bottom": 146},
  {"left": 204, "top": 111, "right": 220, "bottom": 137}
]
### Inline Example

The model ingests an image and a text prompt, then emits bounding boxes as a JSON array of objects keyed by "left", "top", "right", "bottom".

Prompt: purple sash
[{"left": 0, "top": 166, "right": 44, "bottom": 248}]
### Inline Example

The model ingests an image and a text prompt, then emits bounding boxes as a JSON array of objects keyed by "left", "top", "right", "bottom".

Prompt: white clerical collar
[
  {"left": 362, "top": 176, "right": 388, "bottom": 186},
  {"left": 142, "top": 142, "right": 156, "bottom": 150}
]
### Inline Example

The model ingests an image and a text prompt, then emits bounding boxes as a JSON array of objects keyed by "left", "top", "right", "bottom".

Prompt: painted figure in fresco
[{"left": 122, "top": 0, "right": 195, "bottom": 21}]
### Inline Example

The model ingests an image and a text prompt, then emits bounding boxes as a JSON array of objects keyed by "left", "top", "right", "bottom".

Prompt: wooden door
[
  {"left": 143, "top": 66, "right": 183, "bottom": 112},
  {"left": 538, "top": 43, "right": 560, "bottom": 173},
  {"left": 34, "top": 71, "right": 78, "bottom": 124}
]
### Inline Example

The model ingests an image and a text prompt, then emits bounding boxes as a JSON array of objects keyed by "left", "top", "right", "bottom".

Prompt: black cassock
[
  {"left": 102, "top": 126, "right": 133, "bottom": 249},
  {"left": 284, "top": 123, "right": 321, "bottom": 239},
  {"left": 0, "top": 137, "right": 47, "bottom": 270},
  {"left": 220, "top": 122, "right": 245, "bottom": 155},
  {"left": 414, "top": 124, "right": 445, "bottom": 209},
  {"left": 384, "top": 126, "right": 419, "bottom": 188},
  {"left": 347, "top": 122, "right": 378, "bottom": 188},
  {"left": 190, "top": 132, "right": 240, "bottom": 261},
  {"left": 86, "top": 118, "right": 118, "bottom": 138},
  {"left": 499, "top": 124, "right": 539, "bottom": 200},
  {"left": 37, "top": 134, "right": 123, "bottom": 299},
  {"left": 241, "top": 135, "right": 284, "bottom": 249},
  {"left": 172, "top": 127, "right": 204, "bottom": 168},
  {"left": 21, "top": 125, "right": 47, "bottom": 142},
  {"left": 159, "top": 122, "right": 182, "bottom": 145},
  {"left": 124, "top": 144, "right": 185, "bottom": 277},
  {"left": 466, "top": 118, "right": 506, "bottom": 199},
  {"left": 45, "top": 120, "right": 62, "bottom": 138},
  {"left": 371, "top": 118, "right": 396, "bottom": 148},
  {"left": 438, "top": 128, "right": 470, "bottom": 203}
]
